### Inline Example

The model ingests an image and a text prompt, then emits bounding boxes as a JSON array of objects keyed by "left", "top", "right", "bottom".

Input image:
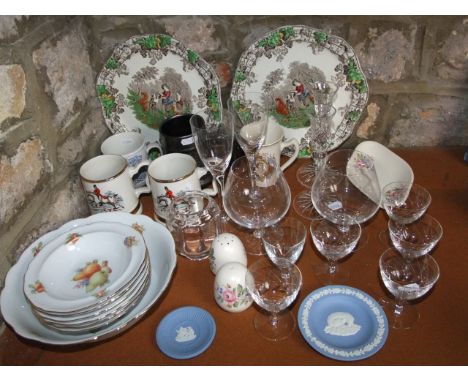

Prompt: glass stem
[
  {"left": 269, "top": 312, "right": 280, "bottom": 328},
  {"left": 215, "top": 174, "right": 225, "bottom": 201},
  {"left": 394, "top": 298, "right": 406, "bottom": 316},
  {"left": 312, "top": 150, "right": 326, "bottom": 172},
  {"left": 247, "top": 154, "right": 258, "bottom": 195},
  {"left": 328, "top": 260, "right": 337, "bottom": 274}
]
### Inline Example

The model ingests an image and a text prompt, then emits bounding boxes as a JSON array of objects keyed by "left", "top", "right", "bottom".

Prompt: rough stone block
[
  {"left": 353, "top": 20, "right": 418, "bottom": 82},
  {"left": 0, "top": 65, "right": 26, "bottom": 125},
  {"left": 0, "top": 16, "right": 25, "bottom": 41},
  {"left": 387, "top": 94, "right": 468, "bottom": 147},
  {"left": 0, "top": 138, "right": 48, "bottom": 226},
  {"left": 32, "top": 20, "right": 94, "bottom": 128},
  {"left": 7, "top": 176, "right": 89, "bottom": 266},
  {"left": 58, "top": 106, "right": 110, "bottom": 166},
  {"left": 162, "top": 16, "right": 221, "bottom": 54},
  {"left": 434, "top": 18, "right": 468, "bottom": 81}
]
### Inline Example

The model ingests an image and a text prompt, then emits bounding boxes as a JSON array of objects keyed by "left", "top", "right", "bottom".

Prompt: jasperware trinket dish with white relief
[{"left": 298, "top": 285, "right": 388, "bottom": 361}]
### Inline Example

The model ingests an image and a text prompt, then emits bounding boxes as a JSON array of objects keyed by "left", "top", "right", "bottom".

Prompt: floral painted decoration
[{"left": 215, "top": 283, "right": 252, "bottom": 310}]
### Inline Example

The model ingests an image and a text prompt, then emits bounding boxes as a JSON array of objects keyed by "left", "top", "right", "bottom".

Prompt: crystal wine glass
[
  {"left": 223, "top": 156, "right": 291, "bottom": 256},
  {"left": 262, "top": 217, "right": 307, "bottom": 265},
  {"left": 379, "top": 247, "right": 440, "bottom": 329},
  {"left": 379, "top": 181, "right": 432, "bottom": 246},
  {"left": 311, "top": 149, "right": 381, "bottom": 250},
  {"left": 388, "top": 214, "right": 443, "bottom": 261},
  {"left": 245, "top": 257, "right": 302, "bottom": 341},
  {"left": 310, "top": 217, "right": 361, "bottom": 284},
  {"left": 190, "top": 110, "right": 234, "bottom": 224}
]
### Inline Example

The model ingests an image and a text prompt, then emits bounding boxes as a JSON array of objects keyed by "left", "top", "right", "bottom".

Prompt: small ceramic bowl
[
  {"left": 209, "top": 233, "right": 247, "bottom": 275},
  {"left": 214, "top": 262, "right": 253, "bottom": 313}
]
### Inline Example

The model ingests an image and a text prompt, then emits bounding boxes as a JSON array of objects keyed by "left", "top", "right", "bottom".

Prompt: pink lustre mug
[{"left": 80, "top": 154, "right": 150, "bottom": 215}]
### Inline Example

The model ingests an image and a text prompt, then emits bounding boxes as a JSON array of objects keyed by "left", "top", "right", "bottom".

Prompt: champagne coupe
[
  {"left": 379, "top": 247, "right": 440, "bottom": 329},
  {"left": 388, "top": 214, "right": 443, "bottom": 261},
  {"left": 293, "top": 105, "right": 337, "bottom": 220},
  {"left": 223, "top": 156, "right": 291, "bottom": 256},
  {"left": 190, "top": 110, "right": 234, "bottom": 224},
  {"left": 310, "top": 217, "right": 361, "bottom": 284},
  {"left": 379, "top": 182, "right": 432, "bottom": 245},
  {"left": 262, "top": 217, "right": 307, "bottom": 265},
  {"left": 245, "top": 257, "right": 302, "bottom": 341}
]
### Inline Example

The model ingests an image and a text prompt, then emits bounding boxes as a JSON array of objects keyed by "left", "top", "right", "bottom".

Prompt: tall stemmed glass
[
  {"left": 296, "top": 80, "right": 339, "bottom": 188},
  {"left": 245, "top": 257, "right": 302, "bottom": 341},
  {"left": 379, "top": 247, "right": 440, "bottom": 330},
  {"left": 190, "top": 110, "right": 234, "bottom": 224},
  {"left": 227, "top": 94, "right": 270, "bottom": 200},
  {"left": 293, "top": 104, "right": 337, "bottom": 220}
]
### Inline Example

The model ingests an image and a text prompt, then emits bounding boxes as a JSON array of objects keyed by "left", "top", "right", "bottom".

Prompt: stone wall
[{"left": 0, "top": 15, "right": 467, "bottom": 333}]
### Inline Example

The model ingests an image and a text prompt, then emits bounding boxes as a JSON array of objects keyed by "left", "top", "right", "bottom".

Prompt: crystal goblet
[
  {"left": 310, "top": 217, "right": 361, "bottom": 284},
  {"left": 389, "top": 214, "right": 443, "bottom": 261},
  {"left": 379, "top": 181, "right": 433, "bottom": 246},
  {"left": 262, "top": 217, "right": 307, "bottom": 265},
  {"left": 245, "top": 257, "right": 302, "bottom": 341},
  {"left": 223, "top": 156, "right": 291, "bottom": 256},
  {"left": 379, "top": 247, "right": 440, "bottom": 330}
]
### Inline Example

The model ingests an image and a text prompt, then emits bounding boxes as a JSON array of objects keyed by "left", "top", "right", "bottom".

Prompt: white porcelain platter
[
  {"left": 97, "top": 33, "right": 222, "bottom": 148},
  {"left": 23, "top": 222, "right": 146, "bottom": 314},
  {"left": 230, "top": 25, "right": 369, "bottom": 157},
  {"left": 0, "top": 212, "right": 177, "bottom": 345}
]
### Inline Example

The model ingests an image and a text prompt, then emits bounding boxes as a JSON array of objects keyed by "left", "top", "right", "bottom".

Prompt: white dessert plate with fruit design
[
  {"left": 0, "top": 212, "right": 176, "bottom": 345},
  {"left": 23, "top": 222, "right": 146, "bottom": 314}
]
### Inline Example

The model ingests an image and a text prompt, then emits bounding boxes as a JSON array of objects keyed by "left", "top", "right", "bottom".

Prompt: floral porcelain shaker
[
  {"left": 209, "top": 233, "right": 247, "bottom": 274},
  {"left": 214, "top": 262, "right": 253, "bottom": 313}
]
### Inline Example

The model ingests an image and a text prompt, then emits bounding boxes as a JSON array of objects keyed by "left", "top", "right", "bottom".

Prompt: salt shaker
[
  {"left": 209, "top": 233, "right": 247, "bottom": 274},
  {"left": 214, "top": 262, "right": 253, "bottom": 313}
]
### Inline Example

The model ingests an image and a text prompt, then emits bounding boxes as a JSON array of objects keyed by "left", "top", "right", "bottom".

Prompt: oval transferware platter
[
  {"left": 230, "top": 25, "right": 369, "bottom": 157},
  {"left": 97, "top": 33, "right": 222, "bottom": 147}
]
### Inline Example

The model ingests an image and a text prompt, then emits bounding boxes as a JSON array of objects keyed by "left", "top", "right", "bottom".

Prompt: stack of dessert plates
[
  {"left": 23, "top": 222, "right": 150, "bottom": 334},
  {"left": 0, "top": 212, "right": 177, "bottom": 345}
]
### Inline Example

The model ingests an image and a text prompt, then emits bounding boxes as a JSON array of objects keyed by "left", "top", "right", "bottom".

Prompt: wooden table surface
[{"left": 1, "top": 147, "right": 467, "bottom": 366}]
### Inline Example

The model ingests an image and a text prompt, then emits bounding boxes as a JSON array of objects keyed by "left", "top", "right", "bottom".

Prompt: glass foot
[
  {"left": 293, "top": 191, "right": 322, "bottom": 220},
  {"left": 253, "top": 310, "right": 296, "bottom": 341},
  {"left": 313, "top": 262, "right": 350, "bottom": 284},
  {"left": 296, "top": 162, "right": 317, "bottom": 188},
  {"left": 379, "top": 297, "right": 419, "bottom": 330}
]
